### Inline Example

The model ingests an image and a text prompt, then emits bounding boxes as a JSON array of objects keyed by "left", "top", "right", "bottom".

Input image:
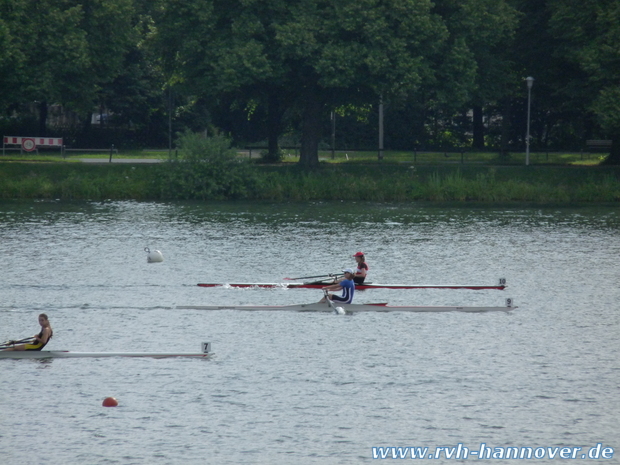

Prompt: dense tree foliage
[
  {"left": 153, "top": 0, "right": 454, "bottom": 166},
  {"left": 549, "top": 0, "right": 620, "bottom": 163},
  {"left": 0, "top": 0, "right": 619, "bottom": 164},
  {"left": 0, "top": 0, "right": 137, "bottom": 134}
]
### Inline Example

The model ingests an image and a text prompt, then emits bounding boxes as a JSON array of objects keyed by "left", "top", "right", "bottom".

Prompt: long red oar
[{"left": 284, "top": 273, "right": 341, "bottom": 281}]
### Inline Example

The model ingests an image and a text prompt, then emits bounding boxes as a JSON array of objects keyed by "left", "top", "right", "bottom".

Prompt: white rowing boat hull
[
  {"left": 178, "top": 301, "right": 516, "bottom": 313},
  {"left": 0, "top": 351, "right": 212, "bottom": 359}
]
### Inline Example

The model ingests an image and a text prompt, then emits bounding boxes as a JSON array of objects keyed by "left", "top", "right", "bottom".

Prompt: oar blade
[{"left": 323, "top": 290, "right": 346, "bottom": 315}]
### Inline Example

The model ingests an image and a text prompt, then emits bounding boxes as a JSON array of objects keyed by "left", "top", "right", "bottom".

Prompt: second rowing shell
[{"left": 177, "top": 301, "right": 516, "bottom": 313}]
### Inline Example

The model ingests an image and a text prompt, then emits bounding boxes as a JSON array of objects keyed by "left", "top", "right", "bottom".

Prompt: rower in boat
[
  {"left": 352, "top": 252, "right": 369, "bottom": 285},
  {"left": 334, "top": 252, "right": 369, "bottom": 286},
  {"left": 1, "top": 314, "right": 53, "bottom": 351},
  {"left": 320, "top": 269, "right": 355, "bottom": 304}
]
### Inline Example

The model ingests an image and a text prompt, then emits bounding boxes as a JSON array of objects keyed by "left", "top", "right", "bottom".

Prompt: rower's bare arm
[
  {"left": 39, "top": 329, "right": 51, "bottom": 344},
  {"left": 323, "top": 284, "right": 342, "bottom": 292}
]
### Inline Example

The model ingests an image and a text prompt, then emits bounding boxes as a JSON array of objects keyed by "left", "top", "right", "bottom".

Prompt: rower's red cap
[{"left": 353, "top": 252, "right": 364, "bottom": 257}]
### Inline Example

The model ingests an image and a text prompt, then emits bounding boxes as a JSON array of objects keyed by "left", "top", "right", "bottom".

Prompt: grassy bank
[
  {"left": 0, "top": 161, "right": 619, "bottom": 203},
  {"left": 257, "top": 164, "right": 620, "bottom": 202}
]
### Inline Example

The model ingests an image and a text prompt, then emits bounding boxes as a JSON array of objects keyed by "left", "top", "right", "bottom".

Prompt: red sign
[{"left": 21, "top": 138, "right": 36, "bottom": 152}]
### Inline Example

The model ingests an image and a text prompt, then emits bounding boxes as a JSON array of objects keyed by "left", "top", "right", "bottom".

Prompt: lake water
[{"left": 0, "top": 200, "right": 619, "bottom": 464}]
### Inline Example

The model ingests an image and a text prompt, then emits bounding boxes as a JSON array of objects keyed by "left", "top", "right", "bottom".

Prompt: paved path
[{"left": 80, "top": 158, "right": 163, "bottom": 164}]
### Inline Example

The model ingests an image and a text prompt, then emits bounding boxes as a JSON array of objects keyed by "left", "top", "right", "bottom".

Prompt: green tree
[
  {"left": 78, "top": 0, "right": 137, "bottom": 115},
  {"left": 549, "top": 0, "right": 620, "bottom": 163},
  {"left": 452, "top": 0, "right": 519, "bottom": 149},
  {"left": 0, "top": 1, "right": 25, "bottom": 108},
  {"left": 0, "top": 0, "right": 89, "bottom": 132},
  {"left": 504, "top": 0, "right": 592, "bottom": 152},
  {"left": 417, "top": 0, "right": 519, "bottom": 150},
  {"left": 0, "top": 0, "right": 135, "bottom": 135},
  {"left": 154, "top": 0, "right": 451, "bottom": 167},
  {"left": 99, "top": 4, "right": 170, "bottom": 141}
]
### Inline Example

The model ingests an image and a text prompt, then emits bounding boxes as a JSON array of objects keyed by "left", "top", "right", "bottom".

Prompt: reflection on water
[{"left": 0, "top": 200, "right": 619, "bottom": 465}]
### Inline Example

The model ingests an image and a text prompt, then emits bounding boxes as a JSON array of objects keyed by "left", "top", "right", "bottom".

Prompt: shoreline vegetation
[
  {"left": 1, "top": 160, "right": 619, "bottom": 203},
  {"left": 1, "top": 134, "right": 618, "bottom": 203}
]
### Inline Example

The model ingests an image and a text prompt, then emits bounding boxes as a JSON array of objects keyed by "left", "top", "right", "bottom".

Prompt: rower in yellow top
[{"left": 2, "top": 314, "right": 53, "bottom": 351}]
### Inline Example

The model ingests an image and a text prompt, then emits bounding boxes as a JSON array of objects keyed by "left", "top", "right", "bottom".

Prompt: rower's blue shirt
[{"left": 332, "top": 278, "right": 355, "bottom": 304}]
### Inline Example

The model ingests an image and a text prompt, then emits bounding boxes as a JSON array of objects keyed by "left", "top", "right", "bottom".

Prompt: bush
[
  {"left": 260, "top": 148, "right": 284, "bottom": 163},
  {"left": 158, "top": 131, "right": 258, "bottom": 199}
]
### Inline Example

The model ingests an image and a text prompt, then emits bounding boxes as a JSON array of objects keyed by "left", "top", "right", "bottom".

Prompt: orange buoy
[{"left": 102, "top": 397, "right": 118, "bottom": 407}]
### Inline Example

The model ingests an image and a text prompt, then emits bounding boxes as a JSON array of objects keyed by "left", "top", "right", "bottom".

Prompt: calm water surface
[{"left": 1, "top": 200, "right": 619, "bottom": 464}]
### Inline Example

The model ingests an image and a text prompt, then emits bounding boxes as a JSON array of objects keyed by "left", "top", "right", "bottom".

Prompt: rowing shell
[
  {"left": 0, "top": 343, "right": 213, "bottom": 359},
  {"left": 0, "top": 351, "right": 213, "bottom": 359},
  {"left": 197, "top": 280, "right": 507, "bottom": 291},
  {"left": 178, "top": 299, "right": 516, "bottom": 314}
]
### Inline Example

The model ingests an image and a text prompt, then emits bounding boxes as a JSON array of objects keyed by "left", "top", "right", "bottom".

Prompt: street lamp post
[
  {"left": 331, "top": 111, "right": 336, "bottom": 160},
  {"left": 525, "top": 76, "right": 534, "bottom": 166},
  {"left": 378, "top": 95, "right": 384, "bottom": 160}
]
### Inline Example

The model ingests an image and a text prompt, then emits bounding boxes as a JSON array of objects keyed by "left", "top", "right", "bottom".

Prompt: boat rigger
[{"left": 178, "top": 299, "right": 516, "bottom": 314}]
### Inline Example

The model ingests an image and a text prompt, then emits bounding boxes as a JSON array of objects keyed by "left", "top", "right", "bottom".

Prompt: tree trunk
[
  {"left": 266, "top": 92, "right": 282, "bottom": 162},
  {"left": 601, "top": 136, "right": 620, "bottom": 165},
  {"left": 472, "top": 105, "right": 484, "bottom": 150},
  {"left": 39, "top": 100, "right": 48, "bottom": 136},
  {"left": 298, "top": 89, "right": 323, "bottom": 168},
  {"left": 499, "top": 98, "right": 511, "bottom": 160}
]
